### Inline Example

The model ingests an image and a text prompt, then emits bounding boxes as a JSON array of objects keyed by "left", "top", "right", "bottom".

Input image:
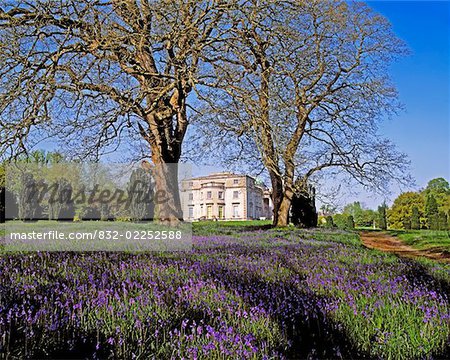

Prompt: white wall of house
[{"left": 181, "top": 172, "right": 271, "bottom": 221}]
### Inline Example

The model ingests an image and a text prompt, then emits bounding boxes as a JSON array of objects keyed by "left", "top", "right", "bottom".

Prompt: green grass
[
  {"left": 1, "top": 221, "right": 450, "bottom": 359},
  {"left": 389, "top": 229, "right": 450, "bottom": 252},
  {"left": 192, "top": 219, "right": 273, "bottom": 235},
  {"left": 0, "top": 220, "right": 192, "bottom": 251}
]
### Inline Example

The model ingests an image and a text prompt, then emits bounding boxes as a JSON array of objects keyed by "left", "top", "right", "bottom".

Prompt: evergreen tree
[
  {"left": 425, "top": 194, "right": 439, "bottom": 230},
  {"left": 346, "top": 215, "right": 355, "bottom": 230},
  {"left": 325, "top": 215, "right": 334, "bottom": 229},
  {"left": 411, "top": 206, "right": 420, "bottom": 230},
  {"left": 438, "top": 212, "right": 448, "bottom": 230},
  {"left": 18, "top": 173, "right": 42, "bottom": 221},
  {"left": 127, "top": 168, "right": 154, "bottom": 221},
  {"left": 377, "top": 202, "right": 388, "bottom": 230},
  {"left": 290, "top": 186, "right": 318, "bottom": 228}
]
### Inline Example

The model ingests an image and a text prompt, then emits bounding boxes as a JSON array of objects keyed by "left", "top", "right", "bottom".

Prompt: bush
[
  {"left": 81, "top": 206, "right": 101, "bottom": 220},
  {"left": 324, "top": 215, "right": 334, "bottom": 228},
  {"left": 290, "top": 187, "right": 318, "bottom": 228},
  {"left": 333, "top": 214, "right": 354, "bottom": 230},
  {"left": 346, "top": 215, "right": 355, "bottom": 230},
  {"left": 333, "top": 214, "right": 347, "bottom": 230}
]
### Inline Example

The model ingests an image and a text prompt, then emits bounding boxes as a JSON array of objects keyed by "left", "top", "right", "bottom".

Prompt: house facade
[{"left": 181, "top": 172, "right": 272, "bottom": 221}]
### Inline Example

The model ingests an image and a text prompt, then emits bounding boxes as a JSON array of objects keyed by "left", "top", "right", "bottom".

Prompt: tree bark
[
  {"left": 269, "top": 171, "right": 283, "bottom": 226},
  {"left": 151, "top": 161, "right": 182, "bottom": 226},
  {"left": 143, "top": 108, "right": 186, "bottom": 225},
  {"left": 274, "top": 188, "right": 293, "bottom": 227}
]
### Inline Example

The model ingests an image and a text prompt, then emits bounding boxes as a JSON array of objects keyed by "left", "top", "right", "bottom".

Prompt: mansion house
[{"left": 181, "top": 172, "right": 272, "bottom": 221}]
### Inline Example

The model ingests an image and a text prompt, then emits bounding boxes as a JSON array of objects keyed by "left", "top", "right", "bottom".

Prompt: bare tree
[
  {"left": 0, "top": 0, "right": 230, "bottom": 224},
  {"left": 194, "top": 0, "right": 411, "bottom": 226}
]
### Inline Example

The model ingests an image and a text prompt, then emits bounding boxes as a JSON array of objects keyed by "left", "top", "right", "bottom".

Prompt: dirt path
[{"left": 360, "top": 231, "right": 450, "bottom": 264}]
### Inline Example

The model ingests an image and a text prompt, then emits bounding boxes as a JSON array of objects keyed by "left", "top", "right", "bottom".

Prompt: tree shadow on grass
[
  {"left": 199, "top": 260, "right": 372, "bottom": 359},
  {"left": 401, "top": 259, "right": 450, "bottom": 359}
]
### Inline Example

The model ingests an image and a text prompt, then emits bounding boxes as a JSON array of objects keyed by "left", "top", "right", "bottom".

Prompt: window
[
  {"left": 188, "top": 206, "right": 194, "bottom": 219},
  {"left": 207, "top": 191, "right": 212, "bottom": 199},
  {"left": 233, "top": 205, "right": 239, "bottom": 218},
  {"left": 233, "top": 190, "right": 239, "bottom": 199},
  {"left": 200, "top": 192, "right": 203, "bottom": 200},
  {"left": 233, "top": 179, "right": 239, "bottom": 185},
  {"left": 207, "top": 205, "right": 213, "bottom": 219},
  {"left": 188, "top": 181, "right": 193, "bottom": 187},
  {"left": 218, "top": 191, "right": 224, "bottom": 199},
  {"left": 188, "top": 193, "right": 193, "bottom": 201},
  {"left": 218, "top": 206, "right": 224, "bottom": 219}
]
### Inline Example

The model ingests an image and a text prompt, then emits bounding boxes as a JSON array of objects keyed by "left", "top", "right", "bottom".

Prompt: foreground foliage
[{"left": 0, "top": 227, "right": 449, "bottom": 359}]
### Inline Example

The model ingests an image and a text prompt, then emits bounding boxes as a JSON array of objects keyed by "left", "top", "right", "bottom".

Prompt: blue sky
[
  {"left": 197, "top": 2, "right": 450, "bottom": 209},
  {"left": 359, "top": 0, "right": 449, "bottom": 207},
  {"left": 36, "top": 1, "right": 449, "bottom": 210}
]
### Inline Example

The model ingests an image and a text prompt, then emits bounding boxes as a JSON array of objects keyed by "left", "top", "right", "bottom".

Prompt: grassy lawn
[
  {"left": 389, "top": 229, "right": 450, "bottom": 252},
  {"left": 192, "top": 219, "right": 273, "bottom": 235},
  {"left": 0, "top": 220, "right": 193, "bottom": 251},
  {"left": 0, "top": 222, "right": 449, "bottom": 359}
]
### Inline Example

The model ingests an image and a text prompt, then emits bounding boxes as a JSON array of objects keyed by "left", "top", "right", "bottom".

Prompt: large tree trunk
[
  {"left": 269, "top": 171, "right": 284, "bottom": 226},
  {"left": 0, "top": 187, "right": 5, "bottom": 223},
  {"left": 145, "top": 108, "right": 185, "bottom": 226},
  {"left": 274, "top": 188, "right": 293, "bottom": 227},
  {"left": 151, "top": 161, "right": 182, "bottom": 226}
]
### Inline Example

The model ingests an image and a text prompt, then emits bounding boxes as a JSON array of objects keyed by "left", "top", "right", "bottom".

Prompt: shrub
[
  {"left": 346, "top": 215, "right": 355, "bottom": 230},
  {"left": 333, "top": 214, "right": 354, "bottom": 230},
  {"left": 290, "top": 187, "right": 318, "bottom": 228},
  {"left": 325, "top": 215, "right": 334, "bottom": 228},
  {"left": 333, "top": 214, "right": 347, "bottom": 230},
  {"left": 81, "top": 206, "right": 101, "bottom": 220}
]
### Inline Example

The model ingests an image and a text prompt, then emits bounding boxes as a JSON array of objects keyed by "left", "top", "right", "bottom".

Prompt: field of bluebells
[{"left": 1, "top": 225, "right": 449, "bottom": 359}]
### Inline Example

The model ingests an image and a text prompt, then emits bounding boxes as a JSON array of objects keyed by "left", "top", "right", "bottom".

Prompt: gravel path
[{"left": 360, "top": 231, "right": 450, "bottom": 264}]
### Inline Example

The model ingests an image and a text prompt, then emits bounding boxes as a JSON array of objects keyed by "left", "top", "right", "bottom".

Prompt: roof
[{"left": 185, "top": 172, "right": 250, "bottom": 181}]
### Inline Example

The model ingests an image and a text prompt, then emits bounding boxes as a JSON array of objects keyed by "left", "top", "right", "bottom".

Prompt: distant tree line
[
  {"left": 0, "top": 151, "right": 154, "bottom": 223},
  {"left": 323, "top": 178, "right": 450, "bottom": 231},
  {"left": 388, "top": 178, "right": 449, "bottom": 230}
]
